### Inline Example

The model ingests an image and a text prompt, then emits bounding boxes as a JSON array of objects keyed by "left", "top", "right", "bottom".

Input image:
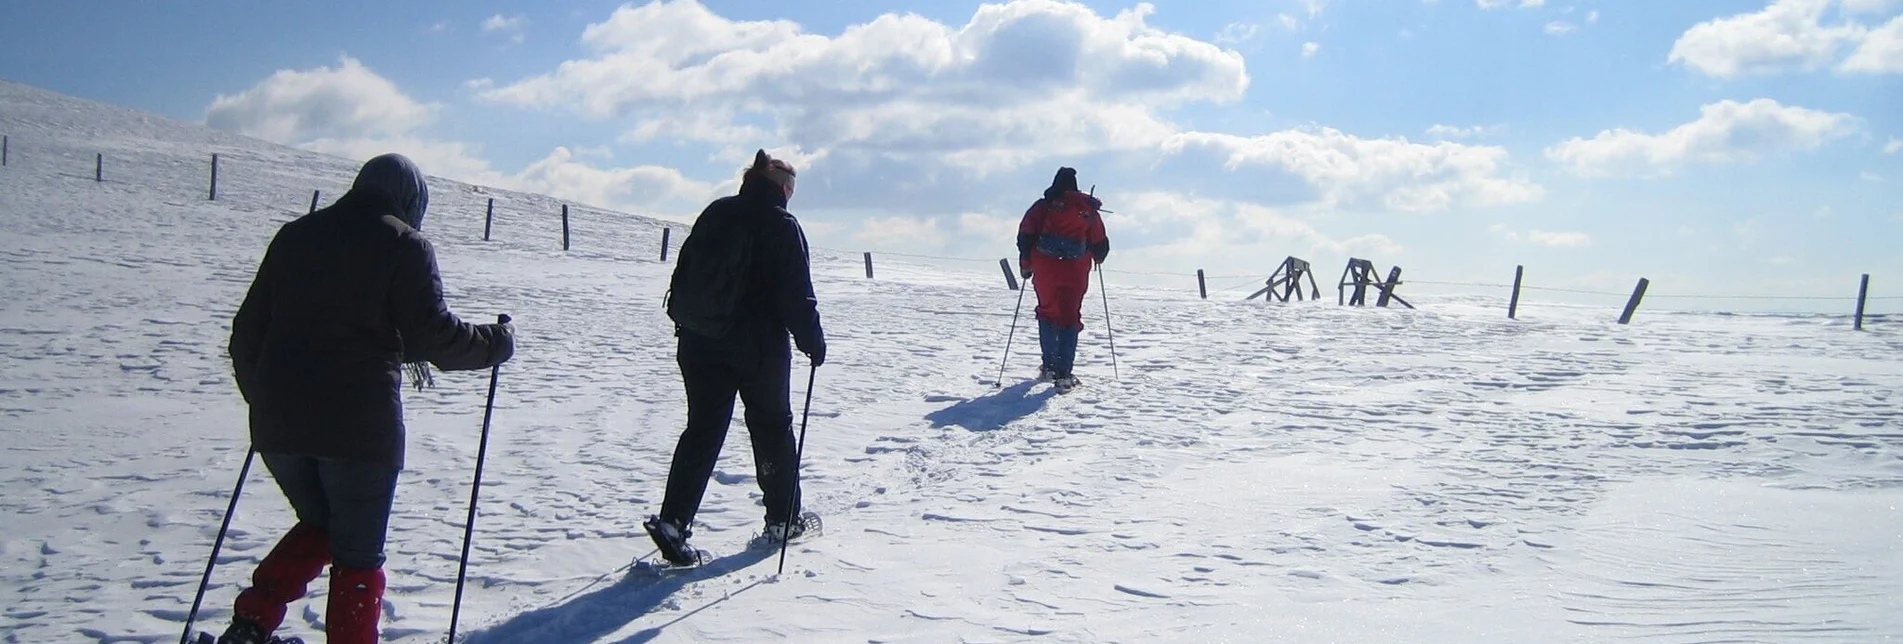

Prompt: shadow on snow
[
  {"left": 923, "top": 380, "right": 1055, "bottom": 432},
  {"left": 462, "top": 545, "right": 777, "bottom": 644}
]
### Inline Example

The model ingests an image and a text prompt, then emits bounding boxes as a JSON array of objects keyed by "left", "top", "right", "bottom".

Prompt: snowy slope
[{"left": 2, "top": 80, "right": 1901, "bottom": 643}]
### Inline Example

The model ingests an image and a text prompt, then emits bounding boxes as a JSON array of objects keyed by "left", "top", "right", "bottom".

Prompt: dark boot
[
  {"left": 233, "top": 522, "right": 331, "bottom": 632},
  {"left": 325, "top": 565, "right": 384, "bottom": 644},
  {"left": 643, "top": 515, "right": 699, "bottom": 565}
]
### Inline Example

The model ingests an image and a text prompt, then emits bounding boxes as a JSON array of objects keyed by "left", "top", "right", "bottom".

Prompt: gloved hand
[
  {"left": 798, "top": 332, "right": 826, "bottom": 367},
  {"left": 485, "top": 319, "right": 516, "bottom": 366},
  {"left": 1019, "top": 257, "right": 1033, "bottom": 280}
]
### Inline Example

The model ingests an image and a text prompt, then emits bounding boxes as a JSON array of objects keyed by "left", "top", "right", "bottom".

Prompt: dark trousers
[
  {"left": 261, "top": 453, "right": 400, "bottom": 569},
  {"left": 661, "top": 345, "right": 801, "bottom": 529}
]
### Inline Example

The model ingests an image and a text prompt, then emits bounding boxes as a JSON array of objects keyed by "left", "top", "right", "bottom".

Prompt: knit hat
[{"left": 1045, "top": 166, "right": 1079, "bottom": 199}]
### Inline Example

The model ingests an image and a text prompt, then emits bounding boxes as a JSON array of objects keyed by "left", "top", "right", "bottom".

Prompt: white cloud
[
  {"left": 1885, "top": 136, "right": 1903, "bottom": 153},
  {"left": 1545, "top": 21, "right": 1576, "bottom": 35},
  {"left": 485, "top": 0, "right": 1246, "bottom": 117},
  {"left": 1216, "top": 22, "right": 1258, "bottom": 44},
  {"left": 620, "top": 109, "right": 769, "bottom": 146},
  {"left": 211, "top": 58, "right": 711, "bottom": 213},
  {"left": 1861, "top": 171, "right": 1887, "bottom": 181},
  {"left": 1163, "top": 127, "right": 1544, "bottom": 212},
  {"left": 480, "top": 0, "right": 1245, "bottom": 184},
  {"left": 853, "top": 215, "right": 946, "bottom": 248},
  {"left": 1526, "top": 230, "right": 1591, "bottom": 247},
  {"left": 483, "top": 14, "right": 527, "bottom": 43},
  {"left": 1667, "top": 0, "right": 1903, "bottom": 77},
  {"left": 429, "top": 21, "right": 451, "bottom": 34},
  {"left": 1301, "top": 42, "right": 1320, "bottom": 58},
  {"left": 1842, "top": 0, "right": 1900, "bottom": 13},
  {"left": 1276, "top": 14, "right": 1300, "bottom": 30},
  {"left": 1545, "top": 98, "right": 1862, "bottom": 177},
  {"left": 515, "top": 146, "right": 715, "bottom": 208},
  {"left": 1426, "top": 124, "right": 1505, "bottom": 139},
  {"left": 1841, "top": 14, "right": 1903, "bottom": 72},
  {"left": 205, "top": 55, "right": 436, "bottom": 144},
  {"left": 1588, "top": 10, "right": 1600, "bottom": 23},
  {"left": 476, "top": 1, "right": 1541, "bottom": 218},
  {"left": 1476, "top": 0, "right": 1546, "bottom": 8},
  {"left": 1303, "top": 0, "right": 1331, "bottom": 18}
]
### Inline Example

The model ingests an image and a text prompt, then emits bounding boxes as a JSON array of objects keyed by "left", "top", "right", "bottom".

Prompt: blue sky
[{"left": 3, "top": 0, "right": 1899, "bottom": 305}]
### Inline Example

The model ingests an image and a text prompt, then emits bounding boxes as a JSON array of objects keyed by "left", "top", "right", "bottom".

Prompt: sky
[{"left": 1, "top": 0, "right": 1899, "bottom": 304}]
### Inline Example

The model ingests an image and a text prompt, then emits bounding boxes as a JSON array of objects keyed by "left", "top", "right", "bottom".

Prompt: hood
[{"left": 350, "top": 153, "right": 430, "bottom": 229}]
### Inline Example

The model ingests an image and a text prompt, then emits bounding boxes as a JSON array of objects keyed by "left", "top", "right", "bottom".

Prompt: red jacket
[{"left": 1017, "top": 190, "right": 1108, "bottom": 265}]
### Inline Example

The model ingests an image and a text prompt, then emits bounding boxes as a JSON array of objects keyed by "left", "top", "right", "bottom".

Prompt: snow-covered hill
[{"left": 2, "top": 79, "right": 1900, "bottom": 643}]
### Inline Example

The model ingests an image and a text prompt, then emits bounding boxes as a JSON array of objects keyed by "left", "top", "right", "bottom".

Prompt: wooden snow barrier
[
  {"left": 1337, "top": 258, "right": 1412, "bottom": 309},
  {"left": 999, "top": 258, "right": 1020, "bottom": 291},
  {"left": 1247, "top": 256, "right": 1322, "bottom": 303}
]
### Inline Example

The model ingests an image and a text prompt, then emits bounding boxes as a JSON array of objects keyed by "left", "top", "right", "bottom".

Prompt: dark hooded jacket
[
  {"left": 228, "top": 153, "right": 512, "bottom": 469},
  {"left": 675, "top": 172, "right": 824, "bottom": 369}
]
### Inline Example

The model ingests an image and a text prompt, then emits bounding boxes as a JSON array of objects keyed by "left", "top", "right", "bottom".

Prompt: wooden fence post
[
  {"left": 999, "top": 258, "right": 1020, "bottom": 291},
  {"left": 95, "top": 153, "right": 102, "bottom": 182},
  {"left": 561, "top": 204, "right": 570, "bottom": 251},
  {"left": 483, "top": 198, "right": 494, "bottom": 241},
  {"left": 3, "top": 135, "right": 9, "bottom": 166},
  {"left": 1618, "top": 278, "right": 1649, "bottom": 325},
  {"left": 208, "top": 154, "right": 219, "bottom": 201},
  {"left": 1508, "top": 265, "right": 1524, "bottom": 319},
  {"left": 309, "top": 190, "right": 320, "bottom": 214},
  {"left": 1854, "top": 273, "right": 1870, "bottom": 331},
  {"left": 660, "top": 227, "right": 670, "bottom": 261},
  {"left": 864, "top": 252, "right": 874, "bottom": 279},
  {"left": 1196, "top": 269, "right": 1207, "bottom": 299}
]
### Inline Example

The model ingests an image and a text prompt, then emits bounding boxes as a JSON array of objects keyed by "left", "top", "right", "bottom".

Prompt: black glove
[
  {"left": 798, "top": 332, "right": 826, "bottom": 367},
  {"left": 484, "top": 320, "right": 515, "bottom": 366},
  {"left": 1019, "top": 257, "right": 1033, "bottom": 280}
]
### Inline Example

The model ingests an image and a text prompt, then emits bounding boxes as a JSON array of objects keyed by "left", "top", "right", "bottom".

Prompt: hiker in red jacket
[{"left": 1016, "top": 167, "right": 1108, "bottom": 393}]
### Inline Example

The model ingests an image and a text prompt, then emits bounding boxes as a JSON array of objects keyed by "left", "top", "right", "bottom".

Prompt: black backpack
[{"left": 665, "top": 207, "right": 757, "bottom": 338}]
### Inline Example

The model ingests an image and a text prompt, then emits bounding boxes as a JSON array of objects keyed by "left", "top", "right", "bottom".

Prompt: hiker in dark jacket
[
  {"left": 644, "top": 149, "right": 824, "bottom": 566},
  {"left": 218, "top": 153, "right": 514, "bottom": 644}
]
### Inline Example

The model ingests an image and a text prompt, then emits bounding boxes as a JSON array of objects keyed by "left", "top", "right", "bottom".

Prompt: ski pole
[
  {"left": 448, "top": 313, "right": 509, "bottom": 644},
  {"left": 996, "top": 274, "right": 1029, "bottom": 388},
  {"left": 1096, "top": 265, "right": 1118, "bottom": 381},
  {"left": 179, "top": 447, "right": 256, "bottom": 644},
  {"left": 778, "top": 363, "right": 819, "bottom": 576}
]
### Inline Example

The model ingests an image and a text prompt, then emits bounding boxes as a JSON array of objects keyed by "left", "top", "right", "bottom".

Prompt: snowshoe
[
  {"left": 197, "top": 620, "right": 305, "bottom": 644},
  {"left": 642, "top": 515, "right": 702, "bottom": 566},
  {"left": 763, "top": 510, "right": 824, "bottom": 544},
  {"left": 1035, "top": 365, "right": 1056, "bottom": 383},
  {"left": 1052, "top": 374, "right": 1080, "bottom": 394},
  {"left": 633, "top": 546, "right": 710, "bottom": 572}
]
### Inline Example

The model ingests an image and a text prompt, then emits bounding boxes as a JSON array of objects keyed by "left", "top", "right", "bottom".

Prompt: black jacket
[
  {"left": 676, "top": 177, "right": 824, "bottom": 368},
  {"left": 228, "top": 159, "right": 510, "bottom": 468}
]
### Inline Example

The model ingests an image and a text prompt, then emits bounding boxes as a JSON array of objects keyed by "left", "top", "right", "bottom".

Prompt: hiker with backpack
[
  {"left": 218, "top": 153, "right": 515, "bottom": 644},
  {"left": 1017, "top": 167, "right": 1109, "bottom": 394},
  {"left": 646, "top": 149, "right": 826, "bottom": 566}
]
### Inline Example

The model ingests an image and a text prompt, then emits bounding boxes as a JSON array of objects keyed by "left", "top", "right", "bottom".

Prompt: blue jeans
[
  {"left": 1036, "top": 318, "right": 1080, "bottom": 377},
  {"left": 261, "top": 453, "right": 401, "bottom": 569}
]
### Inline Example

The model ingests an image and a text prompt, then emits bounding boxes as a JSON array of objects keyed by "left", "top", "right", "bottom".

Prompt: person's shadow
[
  {"left": 461, "top": 546, "right": 777, "bottom": 644},
  {"left": 923, "top": 380, "right": 1055, "bottom": 432}
]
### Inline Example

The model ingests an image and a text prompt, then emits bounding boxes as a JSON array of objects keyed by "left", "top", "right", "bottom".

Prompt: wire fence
[{"left": 4, "top": 134, "right": 1889, "bottom": 329}]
